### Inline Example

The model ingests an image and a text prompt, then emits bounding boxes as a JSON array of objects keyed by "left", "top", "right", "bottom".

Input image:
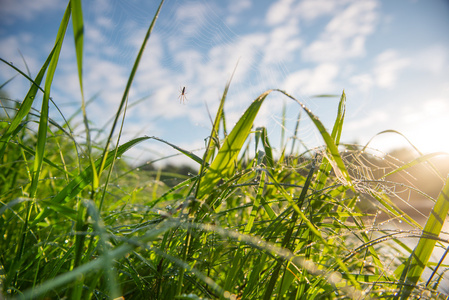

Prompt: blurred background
[{"left": 1, "top": 0, "right": 449, "bottom": 167}]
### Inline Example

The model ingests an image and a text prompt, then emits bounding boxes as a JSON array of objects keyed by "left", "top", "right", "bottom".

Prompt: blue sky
[{"left": 1, "top": 0, "right": 449, "bottom": 166}]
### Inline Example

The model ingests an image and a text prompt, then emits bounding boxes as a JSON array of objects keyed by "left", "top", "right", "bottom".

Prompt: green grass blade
[
  {"left": 203, "top": 63, "right": 238, "bottom": 165},
  {"left": 84, "top": 200, "right": 121, "bottom": 298},
  {"left": 281, "top": 101, "right": 286, "bottom": 150},
  {"left": 275, "top": 89, "right": 354, "bottom": 191},
  {"left": 278, "top": 157, "right": 318, "bottom": 297},
  {"left": 189, "top": 222, "right": 362, "bottom": 299},
  {"left": 289, "top": 110, "right": 301, "bottom": 154},
  {"left": 0, "top": 49, "right": 56, "bottom": 157},
  {"left": 30, "top": 136, "right": 151, "bottom": 226},
  {"left": 315, "top": 90, "right": 346, "bottom": 191},
  {"left": 17, "top": 139, "right": 74, "bottom": 177},
  {"left": 0, "top": 73, "right": 18, "bottom": 90},
  {"left": 381, "top": 152, "right": 448, "bottom": 179},
  {"left": 257, "top": 169, "right": 277, "bottom": 219},
  {"left": 261, "top": 169, "right": 361, "bottom": 290},
  {"left": 259, "top": 127, "right": 274, "bottom": 168},
  {"left": 70, "top": 0, "right": 100, "bottom": 192},
  {"left": 30, "top": 2, "right": 71, "bottom": 197},
  {"left": 197, "top": 91, "right": 270, "bottom": 199},
  {"left": 3, "top": 5, "right": 72, "bottom": 293},
  {"left": 364, "top": 130, "right": 447, "bottom": 182},
  {"left": 97, "top": 0, "right": 165, "bottom": 181},
  {"left": 331, "top": 90, "right": 346, "bottom": 144},
  {"left": 362, "top": 129, "right": 423, "bottom": 154},
  {"left": 71, "top": 0, "right": 84, "bottom": 93},
  {"left": 397, "top": 175, "right": 449, "bottom": 299},
  {"left": 194, "top": 64, "right": 238, "bottom": 206},
  {"left": 17, "top": 221, "right": 174, "bottom": 300},
  {"left": 371, "top": 191, "right": 421, "bottom": 228},
  {"left": 150, "top": 136, "right": 204, "bottom": 165}
]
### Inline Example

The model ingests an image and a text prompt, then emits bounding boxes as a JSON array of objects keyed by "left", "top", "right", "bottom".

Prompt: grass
[{"left": 1, "top": 0, "right": 449, "bottom": 299}]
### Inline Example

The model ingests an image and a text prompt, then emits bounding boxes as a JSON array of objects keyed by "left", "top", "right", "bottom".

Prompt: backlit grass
[{"left": 1, "top": 1, "right": 449, "bottom": 299}]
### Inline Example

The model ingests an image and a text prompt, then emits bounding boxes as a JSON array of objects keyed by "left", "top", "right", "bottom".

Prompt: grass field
[{"left": 1, "top": 1, "right": 449, "bottom": 299}]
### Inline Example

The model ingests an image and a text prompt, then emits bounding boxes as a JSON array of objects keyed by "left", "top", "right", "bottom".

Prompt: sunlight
[{"left": 405, "top": 100, "right": 449, "bottom": 155}]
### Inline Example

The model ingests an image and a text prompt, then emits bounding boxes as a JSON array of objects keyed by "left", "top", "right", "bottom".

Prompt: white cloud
[
  {"left": 0, "top": 0, "right": 65, "bottom": 24},
  {"left": 401, "top": 98, "right": 449, "bottom": 125},
  {"left": 90, "top": 0, "right": 114, "bottom": 17},
  {"left": 263, "top": 19, "right": 302, "bottom": 64},
  {"left": 326, "top": 1, "right": 377, "bottom": 37},
  {"left": 226, "top": 0, "right": 252, "bottom": 25},
  {"left": 175, "top": 2, "right": 209, "bottom": 36},
  {"left": 374, "top": 50, "right": 409, "bottom": 88},
  {"left": 423, "top": 99, "right": 448, "bottom": 114},
  {"left": 349, "top": 73, "right": 374, "bottom": 93},
  {"left": 0, "top": 35, "right": 39, "bottom": 71},
  {"left": 302, "top": 0, "right": 379, "bottom": 62},
  {"left": 85, "top": 26, "right": 107, "bottom": 46},
  {"left": 128, "top": 25, "right": 269, "bottom": 126},
  {"left": 411, "top": 45, "right": 448, "bottom": 74},
  {"left": 284, "top": 63, "right": 339, "bottom": 95},
  {"left": 345, "top": 110, "right": 388, "bottom": 131},
  {"left": 296, "top": 0, "right": 351, "bottom": 22},
  {"left": 96, "top": 16, "right": 115, "bottom": 30},
  {"left": 0, "top": 34, "right": 42, "bottom": 99},
  {"left": 228, "top": 0, "right": 252, "bottom": 14},
  {"left": 266, "top": 0, "right": 295, "bottom": 26}
]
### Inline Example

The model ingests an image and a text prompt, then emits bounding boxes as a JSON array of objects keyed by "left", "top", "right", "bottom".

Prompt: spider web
[
  {"left": 57, "top": 0, "right": 338, "bottom": 166},
  {"left": 325, "top": 145, "right": 445, "bottom": 229}
]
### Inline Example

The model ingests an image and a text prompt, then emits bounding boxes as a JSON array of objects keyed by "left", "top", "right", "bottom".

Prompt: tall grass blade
[
  {"left": 0, "top": 50, "right": 56, "bottom": 157},
  {"left": 397, "top": 175, "right": 449, "bottom": 299},
  {"left": 30, "top": 2, "right": 71, "bottom": 197},
  {"left": 197, "top": 91, "right": 270, "bottom": 199},
  {"left": 258, "top": 127, "right": 274, "bottom": 168},
  {"left": 97, "top": 0, "right": 165, "bottom": 183},
  {"left": 203, "top": 62, "right": 238, "bottom": 165},
  {"left": 150, "top": 136, "right": 203, "bottom": 165},
  {"left": 275, "top": 89, "right": 354, "bottom": 190},
  {"left": 381, "top": 152, "right": 448, "bottom": 179},
  {"left": 315, "top": 90, "right": 346, "bottom": 191},
  {"left": 194, "top": 63, "right": 238, "bottom": 209},
  {"left": 0, "top": 74, "right": 18, "bottom": 90},
  {"left": 289, "top": 110, "right": 301, "bottom": 154},
  {"left": 189, "top": 223, "right": 361, "bottom": 299},
  {"left": 256, "top": 167, "right": 276, "bottom": 219},
  {"left": 17, "top": 221, "right": 174, "bottom": 300},
  {"left": 84, "top": 200, "right": 121, "bottom": 298},
  {"left": 3, "top": 4, "right": 71, "bottom": 292},
  {"left": 70, "top": 0, "right": 99, "bottom": 191},
  {"left": 363, "top": 129, "right": 446, "bottom": 181},
  {"left": 277, "top": 156, "right": 318, "bottom": 297},
  {"left": 71, "top": 0, "right": 84, "bottom": 94},
  {"left": 31, "top": 136, "right": 151, "bottom": 226},
  {"left": 280, "top": 101, "right": 286, "bottom": 150}
]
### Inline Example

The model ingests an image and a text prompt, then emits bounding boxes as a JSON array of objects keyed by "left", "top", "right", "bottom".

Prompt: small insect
[{"left": 178, "top": 86, "right": 187, "bottom": 103}]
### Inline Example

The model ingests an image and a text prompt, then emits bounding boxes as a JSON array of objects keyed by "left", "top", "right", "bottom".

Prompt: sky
[{"left": 1, "top": 0, "right": 449, "bottom": 167}]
